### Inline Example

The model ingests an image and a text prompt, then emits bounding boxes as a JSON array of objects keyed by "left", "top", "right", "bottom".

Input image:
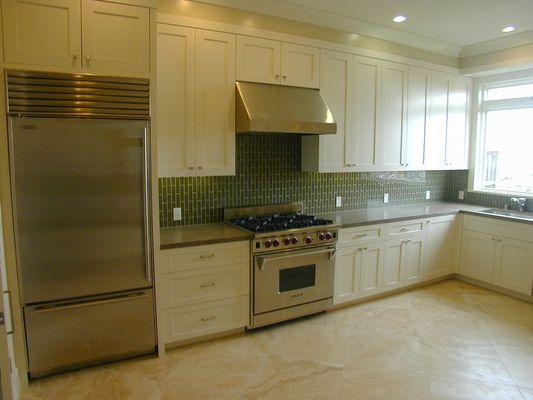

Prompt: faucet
[{"left": 510, "top": 197, "right": 527, "bottom": 212}]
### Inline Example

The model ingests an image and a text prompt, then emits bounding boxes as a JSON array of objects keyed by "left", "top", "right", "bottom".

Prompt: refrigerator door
[
  {"left": 24, "top": 289, "right": 156, "bottom": 378},
  {"left": 10, "top": 117, "right": 152, "bottom": 304}
]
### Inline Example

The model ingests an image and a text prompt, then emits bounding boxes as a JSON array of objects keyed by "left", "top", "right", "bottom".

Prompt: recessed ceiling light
[
  {"left": 393, "top": 15, "right": 407, "bottom": 23},
  {"left": 502, "top": 26, "right": 516, "bottom": 33}
]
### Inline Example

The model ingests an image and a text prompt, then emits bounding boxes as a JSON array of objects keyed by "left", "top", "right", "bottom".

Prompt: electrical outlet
[
  {"left": 336, "top": 196, "right": 342, "bottom": 207},
  {"left": 458, "top": 190, "right": 465, "bottom": 200},
  {"left": 383, "top": 193, "right": 389, "bottom": 204},
  {"left": 425, "top": 190, "right": 431, "bottom": 200},
  {"left": 173, "top": 207, "right": 182, "bottom": 221}
]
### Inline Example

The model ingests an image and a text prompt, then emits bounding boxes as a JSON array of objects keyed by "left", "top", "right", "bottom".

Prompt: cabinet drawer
[
  {"left": 160, "top": 241, "right": 249, "bottom": 273},
  {"left": 339, "top": 224, "right": 384, "bottom": 247},
  {"left": 463, "top": 215, "right": 533, "bottom": 243},
  {"left": 387, "top": 220, "right": 425, "bottom": 238},
  {"left": 159, "top": 263, "right": 249, "bottom": 308},
  {"left": 163, "top": 296, "right": 249, "bottom": 344}
]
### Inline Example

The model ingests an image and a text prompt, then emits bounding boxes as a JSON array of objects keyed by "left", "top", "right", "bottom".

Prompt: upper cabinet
[
  {"left": 157, "top": 25, "right": 236, "bottom": 177},
  {"left": 405, "top": 66, "right": 430, "bottom": 168},
  {"left": 2, "top": 0, "right": 150, "bottom": 74},
  {"left": 236, "top": 35, "right": 319, "bottom": 88}
]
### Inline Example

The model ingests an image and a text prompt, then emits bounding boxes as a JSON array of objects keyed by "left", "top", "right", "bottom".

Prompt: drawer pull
[
  {"left": 355, "top": 234, "right": 368, "bottom": 238},
  {"left": 400, "top": 228, "right": 409, "bottom": 232},
  {"left": 200, "top": 254, "right": 215, "bottom": 259},
  {"left": 290, "top": 291, "right": 305, "bottom": 298},
  {"left": 201, "top": 315, "right": 216, "bottom": 322},
  {"left": 200, "top": 281, "right": 215, "bottom": 288}
]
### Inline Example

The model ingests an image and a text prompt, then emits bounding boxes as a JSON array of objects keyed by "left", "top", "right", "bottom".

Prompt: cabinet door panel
[
  {"left": 195, "top": 30, "right": 236, "bottom": 176},
  {"left": 384, "top": 240, "right": 403, "bottom": 290},
  {"left": 406, "top": 66, "right": 430, "bottom": 168},
  {"left": 3, "top": 0, "right": 81, "bottom": 67},
  {"left": 446, "top": 76, "right": 469, "bottom": 168},
  {"left": 494, "top": 238, "right": 533, "bottom": 295},
  {"left": 360, "top": 243, "right": 384, "bottom": 297},
  {"left": 318, "top": 50, "right": 352, "bottom": 171},
  {"left": 82, "top": 0, "right": 149, "bottom": 73},
  {"left": 459, "top": 230, "right": 496, "bottom": 283},
  {"left": 236, "top": 36, "right": 280, "bottom": 85},
  {"left": 156, "top": 24, "right": 196, "bottom": 177},
  {"left": 381, "top": 61, "right": 408, "bottom": 169},
  {"left": 334, "top": 247, "right": 361, "bottom": 304},
  {"left": 424, "top": 217, "right": 456, "bottom": 279},
  {"left": 404, "top": 237, "right": 424, "bottom": 285},
  {"left": 281, "top": 43, "right": 319, "bottom": 88},
  {"left": 426, "top": 71, "right": 448, "bottom": 168},
  {"left": 349, "top": 56, "right": 381, "bottom": 168}
]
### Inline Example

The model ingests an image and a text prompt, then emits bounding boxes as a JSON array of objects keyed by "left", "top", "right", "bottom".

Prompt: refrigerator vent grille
[{"left": 6, "top": 70, "right": 150, "bottom": 118}]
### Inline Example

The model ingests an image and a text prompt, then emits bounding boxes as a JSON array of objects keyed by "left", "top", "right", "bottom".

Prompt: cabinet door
[
  {"left": 156, "top": 24, "right": 196, "bottom": 177},
  {"left": 236, "top": 36, "right": 280, "bottom": 85},
  {"left": 426, "top": 71, "right": 448, "bottom": 168},
  {"left": 82, "top": 0, "right": 149, "bottom": 73},
  {"left": 494, "top": 238, "right": 533, "bottom": 295},
  {"left": 424, "top": 216, "right": 456, "bottom": 279},
  {"left": 311, "top": 50, "right": 353, "bottom": 172},
  {"left": 360, "top": 243, "right": 384, "bottom": 297},
  {"left": 406, "top": 66, "right": 430, "bottom": 168},
  {"left": 459, "top": 230, "right": 496, "bottom": 283},
  {"left": 2, "top": 0, "right": 81, "bottom": 68},
  {"left": 348, "top": 56, "right": 382, "bottom": 168},
  {"left": 404, "top": 236, "right": 424, "bottom": 285},
  {"left": 280, "top": 42, "right": 319, "bottom": 88},
  {"left": 334, "top": 247, "right": 361, "bottom": 304},
  {"left": 445, "top": 75, "right": 469, "bottom": 168},
  {"left": 380, "top": 61, "right": 408, "bottom": 169},
  {"left": 383, "top": 240, "right": 403, "bottom": 291},
  {"left": 195, "top": 30, "right": 236, "bottom": 176}
]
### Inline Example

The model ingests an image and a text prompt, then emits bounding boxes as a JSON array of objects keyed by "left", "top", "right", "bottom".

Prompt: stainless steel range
[{"left": 225, "top": 203, "right": 339, "bottom": 328}]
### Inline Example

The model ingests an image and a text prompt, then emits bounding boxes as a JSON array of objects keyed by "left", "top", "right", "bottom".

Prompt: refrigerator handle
[{"left": 143, "top": 126, "right": 152, "bottom": 284}]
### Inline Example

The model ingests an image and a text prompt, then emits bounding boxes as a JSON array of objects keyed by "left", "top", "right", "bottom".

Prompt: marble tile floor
[{"left": 22, "top": 280, "right": 533, "bottom": 400}]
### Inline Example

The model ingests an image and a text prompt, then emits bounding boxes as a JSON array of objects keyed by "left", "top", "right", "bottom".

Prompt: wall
[{"left": 159, "top": 135, "right": 450, "bottom": 227}]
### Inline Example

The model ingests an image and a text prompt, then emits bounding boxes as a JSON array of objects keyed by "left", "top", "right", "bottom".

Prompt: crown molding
[{"left": 460, "top": 30, "right": 533, "bottom": 58}]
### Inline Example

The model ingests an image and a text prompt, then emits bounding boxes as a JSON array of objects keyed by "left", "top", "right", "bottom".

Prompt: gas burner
[{"left": 230, "top": 213, "right": 333, "bottom": 233}]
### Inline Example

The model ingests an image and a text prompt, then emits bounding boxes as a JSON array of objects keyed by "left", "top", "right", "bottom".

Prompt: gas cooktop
[{"left": 230, "top": 213, "right": 333, "bottom": 233}]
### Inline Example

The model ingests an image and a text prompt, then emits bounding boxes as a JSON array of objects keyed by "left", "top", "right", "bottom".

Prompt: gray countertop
[{"left": 160, "top": 202, "right": 531, "bottom": 249}]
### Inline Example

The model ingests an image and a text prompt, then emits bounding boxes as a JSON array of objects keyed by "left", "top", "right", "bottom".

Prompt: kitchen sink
[{"left": 480, "top": 208, "right": 533, "bottom": 221}]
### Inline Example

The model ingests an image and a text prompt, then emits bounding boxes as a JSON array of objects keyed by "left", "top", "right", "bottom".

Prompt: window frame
[{"left": 469, "top": 73, "right": 533, "bottom": 197}]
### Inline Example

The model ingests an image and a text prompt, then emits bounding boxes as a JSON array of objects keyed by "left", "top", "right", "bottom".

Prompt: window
[{"left": 474, "top": 79, "right": 533, "bottom": 195}]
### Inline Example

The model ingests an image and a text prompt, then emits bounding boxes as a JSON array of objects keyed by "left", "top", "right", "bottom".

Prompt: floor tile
[
  {"left": 428, "top": 376, "right": 525, "bottom": 400},
  {"left": 495, "top": 345, "right": 533, "bottom": 389}
]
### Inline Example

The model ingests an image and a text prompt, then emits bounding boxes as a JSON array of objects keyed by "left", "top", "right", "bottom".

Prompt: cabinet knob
[
  {"left": 275, "top": 74, "right": 280, "bottom": 78},
  {"left": 188, "top": 166, "right": 194, "bottom": 170},
  {"left": 283, "top": 75, "right": 287, "bottom": 79},
  {"left": 85, "top": 55, "right": 91, "bottom": 62},
  {"left": 72, "top": 54, "right": 78, "bottom": 60}
]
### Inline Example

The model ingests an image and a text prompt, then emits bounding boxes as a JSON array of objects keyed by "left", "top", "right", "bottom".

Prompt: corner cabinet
[
  {"left": 236, "top": 35, "right": 319, "bottom": 89},
  {"left": 157, "top": 24, "right": 236, "bottom": 177},
  {"left": 2, "top": 0, "right": 150, "bottom": 74}
]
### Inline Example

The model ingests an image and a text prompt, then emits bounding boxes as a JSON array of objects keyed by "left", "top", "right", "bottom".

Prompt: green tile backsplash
[{"left": 159, "top": 135, "right": 451, "bottom": 228}]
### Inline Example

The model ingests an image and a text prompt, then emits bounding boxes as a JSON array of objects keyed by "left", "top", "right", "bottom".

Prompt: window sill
[{"left": 470, "top": 188, "right": 533, "bottom": 198}]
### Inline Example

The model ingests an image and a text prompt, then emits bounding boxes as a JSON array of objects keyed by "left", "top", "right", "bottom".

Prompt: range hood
[{"left": 235, "top": 81, "right": 337, "bottom": 135}]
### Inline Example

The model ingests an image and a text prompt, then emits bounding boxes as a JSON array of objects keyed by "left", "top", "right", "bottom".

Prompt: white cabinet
[
  {"left": 494, "top": 237, "right": 533, "bottom": 295},
  {"left": 383, "top": 234, "right": 424, "bottom": 290},
  {"left": 301, "top": 50, "right": 352, "bottom": 172},
  {"left": 157, "top": 24, "right": 195, "bottom": 177},
  {"left": 348, "top": 56, "right": 382, "bottom": 169},
  {"left": 423, "top": 215, "right": 457, "bottom": 279},
  {"left": 459, "top": 230, "right": 497, "bottom": 283},
  {"left": 359, "top": 243, "right": 385, "bottom": 297},
  {"left": 403, "top": 235, "right": 424, "bottom": 285},
  {"left": 380, "top": 61, "right": 408, "bottom": 169},
  {"left": 2, "top": 0, "right": 81, "bottom": 68},
  {"left": 236, "top": 36, "right": 319, "bottom": 88},
  {"left": 383, "top": 239, "right": 403, "bottom": 290},
  {"left": 426, "top": 71, "right": 449, "bottom": 168},
  {"left": 334, "top": 246, "right": 361, "bottom": 304},
  {"left": 157, "top": 25, "right": 236, "bottom": 177},
  {"left": 81, "top": 0, "right": 149, "bottom": 73},
  {"left": 2, "top": 0, "right": 150, "bottom": 73},
  {"left": 405, "top": 66, "right": 430, "bottom": 168}
]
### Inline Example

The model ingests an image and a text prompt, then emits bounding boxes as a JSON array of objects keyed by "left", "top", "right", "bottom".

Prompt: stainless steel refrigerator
[{"left": 6, "top": 71, "right": 156, "bottom": 378}]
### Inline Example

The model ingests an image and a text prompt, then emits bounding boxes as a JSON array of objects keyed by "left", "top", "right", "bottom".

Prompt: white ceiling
[{"left": 194, "top": 0, "right": 533, "bottom": 57}]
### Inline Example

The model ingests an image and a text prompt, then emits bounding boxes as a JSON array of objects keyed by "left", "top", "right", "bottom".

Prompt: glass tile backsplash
[{"left": 159, "top": 135, "right": 451, "bottom": 228}]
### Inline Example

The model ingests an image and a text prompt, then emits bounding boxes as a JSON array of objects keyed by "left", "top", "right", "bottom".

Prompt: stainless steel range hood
[{"left": 235, "top": 81, "right": 337, "bottom": 135}]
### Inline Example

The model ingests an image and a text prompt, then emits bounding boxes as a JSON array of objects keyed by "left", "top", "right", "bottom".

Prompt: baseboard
[{"left": 452, "top": 274, "right": 533, "bottom": 303}]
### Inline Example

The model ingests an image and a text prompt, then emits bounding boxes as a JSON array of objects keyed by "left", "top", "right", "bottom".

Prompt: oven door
[{"left": 254, "top": 245, "right": 336, "bottom": 315}]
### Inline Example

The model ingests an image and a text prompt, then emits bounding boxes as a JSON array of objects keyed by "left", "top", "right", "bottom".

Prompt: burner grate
[{"left": 231, "top": 213, "right": 333, "bottom": 233}]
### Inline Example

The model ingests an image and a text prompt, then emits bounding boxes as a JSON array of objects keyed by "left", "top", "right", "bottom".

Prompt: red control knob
[
  {"left": 272, "top": 238, "right": 280, "bottom": 247},
  {"left": 291, "top": 236, "right": 298, "bottom": 244},
  {"left": 318, "top": 233, "right": 325, "bottom": 241},
  {"left": 325, "top": 232, "right": 333, "bottom": 240},
  {"left": 264, "top": 239, "right": 272, "bottom": 248},
  {"left": 283, "top": 238, "right": 291, "bottom": 246},
  {"left": 304, "top": 236, "right": 312, "bottom": 244}
]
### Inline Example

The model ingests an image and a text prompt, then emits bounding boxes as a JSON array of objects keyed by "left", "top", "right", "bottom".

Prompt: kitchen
[{"left": 0, "top": 0, "right": 532, "bottom": 399}]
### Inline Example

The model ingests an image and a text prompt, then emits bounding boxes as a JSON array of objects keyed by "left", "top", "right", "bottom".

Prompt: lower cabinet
[
  {"left": 459, "top": 230, "right": 496, "bottom": 283},
  {"left": 359, "top": 243, "right": 385, "bottom": 297},
  {"left": 423, "top": 215, "right": 457, "bottom": 279},
  {"left": 383, "top": 234, "right": 424, "bottom": 291},
  {"left": 494, "top": 237, "right": 533, "bottom": 295}
]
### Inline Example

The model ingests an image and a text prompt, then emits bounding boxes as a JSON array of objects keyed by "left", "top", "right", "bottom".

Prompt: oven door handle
[{"left": 257, "top": 247, "right": 337, "bottom": 271}]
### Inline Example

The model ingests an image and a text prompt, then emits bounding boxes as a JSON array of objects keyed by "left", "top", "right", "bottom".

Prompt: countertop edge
[{"left": 160, "top": 234, "right": 251, "bottom": 250}]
